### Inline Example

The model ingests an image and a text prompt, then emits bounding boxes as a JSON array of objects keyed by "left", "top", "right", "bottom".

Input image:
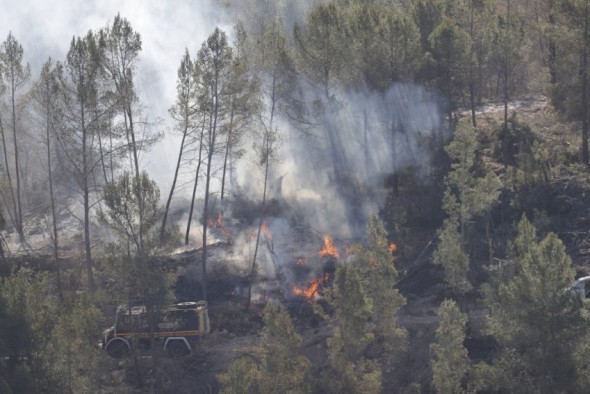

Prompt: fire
[
  {"left": 319, "top": 235, "right": 339, "bottom": 258},
  {"left": 293, "top": 278, "right": 320, "bottom": 303},
  {"left": 207, "top": 210, "right": 231, "bottom": 238},
  {"left": 388, "top": 241, "right": 397, "bottom": 254},
  {"left": 297, "top": 257, "right": 307, "bottom": 265},
  {"left": 292, "top": 272, "right": 332, "bottom": 303},
  {"left": 261, "top": 221, "right": 272, "bottom": 240}
]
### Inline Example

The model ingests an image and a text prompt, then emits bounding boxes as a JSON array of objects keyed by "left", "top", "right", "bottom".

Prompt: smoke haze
[
  {"left": 0, "top": 0, "right": 230, "bottom": 189},
  {"left": 1, "top": 0, "right": 443, "bottom": 246}
]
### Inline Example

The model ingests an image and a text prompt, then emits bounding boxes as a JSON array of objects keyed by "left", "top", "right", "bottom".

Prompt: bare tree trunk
[
  {"left": 161, "top": 121, "right": 189, "bottom": 242},
  {"left": 548, "top": 0, "right": 557, "bottom": 85},
  {"left": 364, "top": 109, "right": 370, "bottom": 172},
  {"left": 0, "top": 117, "right": 18, "bottom": 234},
  {"left": 582, "top": 5, "right": 589, "bottom": 165},
  {"left": 503, "top": 55, "right": 509, "bottom": 131},
  {"left": 220, "top": 99, "right": 235, "bottom": 202},
  {"left": 81, "top": 103, "right": 95, "bottom": 292},
  {"left": 469, "top": 2, "right": 477, "bottom": 128},
  {"left": 201, "top": 150, "right": 213, "bottom": 301},
  {"left": 124, "top": 107, "right": 144, "bottom": 251},
  {"left": 201, "top": 77, "right": 221, "bottom": 301},
  {"left": 246, "top": 136, "right": 270, "bottom": 311},
  {"left": 246, "top": 66, "right": 277, "bottom": 310},
  {"left": 10, "top": 65, "right": 24, "bottom": 242},
  {"left": 185, "top": 123, "right": 205, "bottom": 246},
  {"left": 97, "top": 125, "right": 109, "bottom": 184},
  {"left": 44, "top": 80, "right": 63, "bottom": 300}
]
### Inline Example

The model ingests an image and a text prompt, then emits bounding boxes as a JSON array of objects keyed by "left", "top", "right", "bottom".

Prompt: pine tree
[
  {"left": 0, "top": 32, "right": 30, "bottom": 242},
  {"left": 57, "top": 31, "right": 107, "bottom": 292},
  {"left": 474, "top": 215, "right": 590, "bottom": 392},
  {"left": 431, "top": 299, "right": 470, "bottom": 394},
  {"left": 194, "top": 27, "right": 234, "bottom": 300},
  {"left": 220, "top": 303, "right": 311, "bottom": 393},
  {"left": 161, "top": 49, "right": 195, "bottom": 242},
  {"left": 433, "top": 119, "right": 501, "bottom": 294}
]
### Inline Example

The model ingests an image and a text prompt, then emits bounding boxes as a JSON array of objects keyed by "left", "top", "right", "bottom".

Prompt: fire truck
[{"left": 100, "top": 301, "right": 210, "bottom": 358}]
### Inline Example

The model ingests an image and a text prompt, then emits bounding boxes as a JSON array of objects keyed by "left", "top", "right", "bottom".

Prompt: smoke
[
  {"left": 0, "top": 0, "right": 231, "bottom": 190},
  {"left": 2, "top": 0, "right": 443, "bottom": 257},
  {"left": 235, "top": 82, "right": 443, "bottom": 240}
]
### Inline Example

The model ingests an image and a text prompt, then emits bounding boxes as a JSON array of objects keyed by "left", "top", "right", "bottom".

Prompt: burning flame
[
  {"left": 207, "top": 210, "right": 231, "bottom": 238},
  {"left": 261, "top": 222, "right": 272, "bottom": 240},
  {"left": 388, "top": 241, "right": 397, "bottom": 254},
  {"left": 293, "top": 278, "right": 320, "bottom": 303},
  {"left": 319, "top": 235, "right": 339, "bottom": 258},
  {"left": 297, "top": 257, "right": 307, "bottom": 265},
  {"left": 292, "top": 273, "right": 332, "bottom": 303}
]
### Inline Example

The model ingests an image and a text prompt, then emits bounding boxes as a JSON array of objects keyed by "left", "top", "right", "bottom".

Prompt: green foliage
[
  {"left": 219, "top": 356, "right": 262, "bottom": 394},
  {"left": 100, "top": 171, "right": 165, "bottom": 254},
  {"left": 318, "top": 216, "right": 407, "bottom": 392},
  {"left": 43, "top": 295, "right": 126, "bottom": 393},
  {"left": 477, "top": 215, "right": 590, "bottom": 392},
  {"left": 319, "top": 264, "right": 381, "bottom": 393},
  {"left": 294, "top": 3, "right": 349, "bottom": 97},
  {"left": 432, "top": 218, "right": 472, "bottom": 294},
  {"left": 428, "top": 17, "right": 472, "bottom": 115},
  {"left": 344, "top": 3, "right": 424, "bottom": 88},
  {"left": 411, "top": 0, "right": 447, "bottom": 52},
  {"left": 444, "top": 120, "right": 502, "bottom": 222},
  {"left": 431, "top": 299, "right": 469, "bottom": 394},
  {"left": 0, "top": 269, "right": 124, "bottom": 393},
  {"left": 434, "top": 119, "right": 501, "bottom": 293},
  {"left": 357, "top": 216, "right": 407, "bottom": 367},
  {"left": 220, "top": 303, "right": 311, "bottom": 394}
]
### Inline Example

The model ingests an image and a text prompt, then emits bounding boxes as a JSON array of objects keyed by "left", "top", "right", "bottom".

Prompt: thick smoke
[
  {"left": 236, "top": 82, "right": 443, "bottom": 240},
  {"left": 1, "top": 0, "right": 443, "bottom": 256}
]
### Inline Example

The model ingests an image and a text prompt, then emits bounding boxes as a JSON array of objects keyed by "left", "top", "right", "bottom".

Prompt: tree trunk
[
  {"left": 185, "top": 123, "right": 205, "bottom": 246},
  {"left": 97, "top": 125, "right": 109, "bottom": 184},
  {"left": 45, "top": 81, "right": 62, "bottom": 300},
  {"left": 548, "top": 0, "right": 557, "bottom": 85},
  {"left": 81, "top": 103, "right": 95, "bottom": 292},
  {"left": 220, "top": 98, "right": 235, "bottom": 202},
  {"left": 124, "top": 107, "right": 144, "bottom": 251},
  {"left": 246, "top": 135, "right": 270, "bottom": 311},
  {"left": 10, "top": 64, "right": 24, "bottom": 242},
  {"left": 201, "top": 151, "right": 213, "bottom": 301},
  {"left": 503, "top": 55, "right": 509, "bottom": 131},
  {"left": 162, "top": 121, "right": 189, "bottom": 242},
  {"left": 0, "top": 117, "right": 18, "bottom": 234},
  {"left": 582, "top": 6, "right": 589, "bottom": 165}
]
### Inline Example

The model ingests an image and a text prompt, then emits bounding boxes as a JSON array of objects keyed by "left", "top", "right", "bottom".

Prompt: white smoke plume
[{"left": 0, "top": 0, "right": 231, "bottom": 190}]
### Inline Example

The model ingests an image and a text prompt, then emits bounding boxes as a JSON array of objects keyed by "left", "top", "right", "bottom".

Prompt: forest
[{"left": 2, "top": 0, "right": 590, "bottom": 392}]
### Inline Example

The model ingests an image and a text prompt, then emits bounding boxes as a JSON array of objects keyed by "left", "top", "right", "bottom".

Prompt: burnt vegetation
[{"left": 2, "top": 0, "right": 590, "bottom": 393}]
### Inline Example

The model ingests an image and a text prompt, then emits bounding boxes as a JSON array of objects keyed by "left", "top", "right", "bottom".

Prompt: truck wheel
[
  {"left": 106, "top": 339, "right": 130, "bottom": 359},
  {"left": 167, "top": 339, "right": 190, "bottom": 358}
]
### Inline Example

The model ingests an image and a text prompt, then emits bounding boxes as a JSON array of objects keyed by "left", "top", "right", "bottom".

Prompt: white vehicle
[{"left": 568, "top": 276, "right": 590, "bottom": 300}]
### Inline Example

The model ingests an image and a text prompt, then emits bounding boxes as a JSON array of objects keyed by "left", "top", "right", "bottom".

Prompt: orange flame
[
  {"left": 293, "top": 278, "right": 320, "bottom": 303},
  {"left": 319, "top": 235, "right": 339, "bottom": 258},
  {"left": 297, "top": 257, "right": 307, "bottom": 265},
  {"left": 207, "top": 210, "right": 231, "bottom": 238},
  {"left": 388, "top": 241, "right": 397, "bottom": 254},
  {"left": 261, "top": 222, "right": 272, "bottom": 240}
]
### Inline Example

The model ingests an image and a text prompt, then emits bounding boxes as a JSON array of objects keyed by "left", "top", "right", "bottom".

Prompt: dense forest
[{"left": 2, "top": 0, "right": 590, "bottom": 392}]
